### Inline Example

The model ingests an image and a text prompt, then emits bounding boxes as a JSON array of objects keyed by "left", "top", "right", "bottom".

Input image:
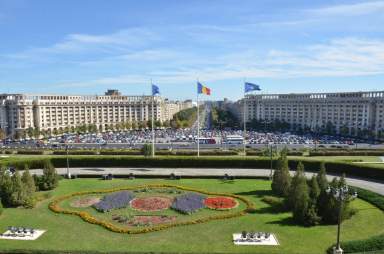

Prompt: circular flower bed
[
  {"left": 131, "top": 196, "right": 173, "bottom": 211},
  {"left": 204, "top": 196, "right": 238, "bottom": 210},
  {"left": 70, "top": 197, "right": 101, "bottom": 208}
]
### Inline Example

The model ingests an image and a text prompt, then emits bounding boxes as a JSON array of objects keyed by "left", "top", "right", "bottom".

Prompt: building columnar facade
[
  {"left": 240, "top": 91, "right": 384, "bottom": 137},
  {"left": 0, "top": 90, "right": 193, "bottom": 135}
]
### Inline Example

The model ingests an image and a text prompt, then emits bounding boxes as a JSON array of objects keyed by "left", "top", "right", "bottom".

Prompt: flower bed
[
  {"left": 130, "top": 196, "right": 173, "bottom": 211},
  {"left": 49, "top": 184, "right": 254, "bottom": 234},
  {"left": 171, "top": 193, "right": 206, "bottom": 214},
  {"left": 94, "top": 191, "right": 134, "bottom": 212},
  {"left": 127, "top": 215, "right": 177, "bottom": 226},
  {"left": 204, "top": 196, "right": 238, "bottom": 210},
  {"left": 70, "top": 196, "right": 101, "bottom": 208}
]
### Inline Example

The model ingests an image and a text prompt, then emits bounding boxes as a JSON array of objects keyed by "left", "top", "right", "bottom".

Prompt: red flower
[{"left": 204, "top": 197, "right": 238, "bottom": 210}]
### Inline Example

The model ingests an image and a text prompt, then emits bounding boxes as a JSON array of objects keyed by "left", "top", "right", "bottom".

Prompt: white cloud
[{"left": 306, "top": 1, "right": 384, "bottom": 16}]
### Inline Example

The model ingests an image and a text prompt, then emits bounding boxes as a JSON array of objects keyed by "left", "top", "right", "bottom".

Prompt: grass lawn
[{"left": 0, "top": 178, "right": 383, "bottom": 254}]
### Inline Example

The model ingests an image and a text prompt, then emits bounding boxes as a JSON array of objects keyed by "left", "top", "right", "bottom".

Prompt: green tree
[
  {"left": 21, "top": 168, "right": 36, "bottom": 208},
  {"left": 316, "top": 162, "right": 328, "bottom": 191},
  {"left": 39, "top": 161, "right": 59, "bottom": 191},
  {"left": 271, "top": 153, "right": 291, "bottom": 197},
  {"left": 141, "top": 143, "right": 153, "bottom": 157},
  {"left": 291, "top": 173, "right": 310, "bottom": 225},
  {"left": 0, "top": 166, "right": 13, "bottom": 206},
  {"left": 0, "top": 198, "right": 3, "bottom": 216},
  {"left": 10, "top": 171, "right": 27, "bottom": 207},
  {"left": 286, "top": 162, "right": 305, "bottom": 209},
  {"left": 308, "top": 175, "right": 320, "bottom": 205}
]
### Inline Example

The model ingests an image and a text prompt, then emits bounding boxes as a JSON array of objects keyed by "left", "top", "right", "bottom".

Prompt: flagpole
[
  {"left": 243, "top": 79, "right": 247, "bottom": 157},
  {"left": 151, "top": 79, "right": 155, "bottom": 158},
  {"left": 197, "top": 80, "right": 200, "bottom": 157}
]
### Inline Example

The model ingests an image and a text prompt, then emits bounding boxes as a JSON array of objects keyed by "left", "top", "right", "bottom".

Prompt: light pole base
[{"left": 333, "top": 246, "right": 343, "bottom": 254}]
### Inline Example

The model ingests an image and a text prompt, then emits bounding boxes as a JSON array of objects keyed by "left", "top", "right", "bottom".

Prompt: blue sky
[{"left": 0, "top": 0, "right": 383, "bottom": 100}]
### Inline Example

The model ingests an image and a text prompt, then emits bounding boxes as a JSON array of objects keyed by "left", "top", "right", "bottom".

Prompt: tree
[
  {"left": 316, "top": 162, "right": 330, "bottom": 220},
  {"left": 271, "top": 153, "right": 291, "bottom": 197},
  {"left": 0, "top": 198, "right": 3, "bottom": 216},
  {"left": 316, "top": 162, "right": 328, "bottom": 191},
  {"left": 286, "top": 162, "right": 305, "bottom": 209},
  {"left": 0, "top": 166, "right": 13, "bottom": 206},
  {"left": 291, "top": 172, "right": 310, "bottom": 225},
  {"left": 21, "top": 168, "right": 36, "bottom": 207},
  {"left": 10, "top": 171, "right": 27, "bottom": 207},
  {"left": 308, "top": 175, "right": 320, "bottom": 205},
  {"left": 141, "top": 144, "right": 153, "bottom": 157},
  {"left": 0, "top": 128, "right": 6, "bottom": 140},
  {"left": 39, "top": 161, "right": 59, "bottom": 191}
]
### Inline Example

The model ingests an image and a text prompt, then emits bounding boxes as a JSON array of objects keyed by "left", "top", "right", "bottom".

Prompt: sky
[{"left": 0, "top": 0, "right": 383, "bottom": 101}]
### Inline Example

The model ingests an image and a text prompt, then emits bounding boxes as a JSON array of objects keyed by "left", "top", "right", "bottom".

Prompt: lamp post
[
  {"left": 65, "top": 144, "right": 71, "bottom": 179},
  {"left": 326, "top": 185, "right": 357, "bottom": 254},
  {"left": 269, "top": 144, "right": 274, "bottom": 180}
]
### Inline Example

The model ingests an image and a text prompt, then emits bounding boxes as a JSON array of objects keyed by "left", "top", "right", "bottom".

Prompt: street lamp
[
  {"left": 269, "top": 144, "right": 274, "bottom": 180},
  {"left": 65, "top": 144, "right": 71, "bottom": 179},
  {"left": 326, "top": 185, "right": 358, "bottom": 254}
]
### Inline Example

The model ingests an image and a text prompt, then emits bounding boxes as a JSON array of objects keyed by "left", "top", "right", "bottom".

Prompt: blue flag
[
  {"left": 152, "top": 84, "right": 160, "bottom": 96},
  {"left": 244, "top": 82, "right": 261, "bottom": 93}
]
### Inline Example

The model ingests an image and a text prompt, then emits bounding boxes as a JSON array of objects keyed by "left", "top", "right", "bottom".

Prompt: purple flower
[
  {"left": 94, "top": 191, "right": 134, "bottom": 212},
  {"left": 171, "top": 193, "right": 206, "bottom": 214}
]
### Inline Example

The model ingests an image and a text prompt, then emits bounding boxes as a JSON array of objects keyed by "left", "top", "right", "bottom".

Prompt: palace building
[
  {"left": 239, "top": 91, "right": 384, "bottom": 137},
  {"left": 0, "top": 90, "right": 192, "bottom": 135}
]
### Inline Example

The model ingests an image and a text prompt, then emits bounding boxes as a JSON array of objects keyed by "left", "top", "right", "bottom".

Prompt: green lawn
[{"left": 0, "top": 178, "right": 383, "bottom": 254}]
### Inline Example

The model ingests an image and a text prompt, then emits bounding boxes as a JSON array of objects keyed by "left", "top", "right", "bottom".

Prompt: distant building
[
  {"left": 238, "top": 91, "right": 384, "bottom": 138},
  {"left": 0, "top": 90, "right": 193, "bottom": 136}
]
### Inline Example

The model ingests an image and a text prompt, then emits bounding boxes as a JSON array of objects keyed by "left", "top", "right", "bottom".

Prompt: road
[{"left": 29, "top": 167, "right": 384, "bottom": 195}]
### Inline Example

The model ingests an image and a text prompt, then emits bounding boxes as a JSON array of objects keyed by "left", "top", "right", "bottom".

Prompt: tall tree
[
  {"left": 271, "top": 153, "right": 291, "bottom": 197},
  {"left": 10, "top": 171, "right": 27, "bottom": 207},
  {"left": 39, "top": 161, "right": 59, "bottom": 191},
  {"left": 21, "top": 168, "right": 36, "bottom": 207},
  {"left": 287, "top": 162, "right": 305, "bottom": 209}
]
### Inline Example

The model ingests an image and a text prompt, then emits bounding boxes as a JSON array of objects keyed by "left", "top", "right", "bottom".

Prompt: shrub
[{"left": 261, "top": 195, "right": 287, "bottom": 212}]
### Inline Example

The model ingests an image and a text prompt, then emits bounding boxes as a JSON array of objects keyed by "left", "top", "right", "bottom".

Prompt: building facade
[
  {"left": 239, "top": 91, "right": 384, "bottom": 137},
  {"left": 0, "top": 91, "right": 193, "bottom": 136}
]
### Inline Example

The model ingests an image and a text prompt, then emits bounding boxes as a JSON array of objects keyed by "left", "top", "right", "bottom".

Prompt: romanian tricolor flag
[{"left": 197, "top": 82, "right": 211, "bottom": 95}]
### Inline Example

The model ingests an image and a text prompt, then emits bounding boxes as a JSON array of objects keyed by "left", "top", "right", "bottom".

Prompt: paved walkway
[{"left": 29, "top": 167, "right": 384, "bottom": 195}]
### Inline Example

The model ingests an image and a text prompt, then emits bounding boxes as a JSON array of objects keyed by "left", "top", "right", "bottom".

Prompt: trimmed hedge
[
  {"left": 16, "top": 150, "right": 45, "bottom": 155},
  {"left": 52, "top": 150, "right": 97, "bottom": 155},
  {"left": 99, "top": 149, "right": 142, "bottom": 155},
  {"left": 327, "top": 188, "right": 384, "bottom": 254},
  {"left": 309, "top": 150, "right": 384, "bottom": 156},
  {"left": 1, "top": 156, "right": 384, "bottom": 181}
]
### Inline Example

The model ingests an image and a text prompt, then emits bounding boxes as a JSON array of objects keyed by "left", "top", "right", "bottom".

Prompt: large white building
[
  {"left": 0, "top": 90, "right": 193, "bottom": 136},
  {"left": 240, "top": 91, "right": 384, "bottom": 137}
]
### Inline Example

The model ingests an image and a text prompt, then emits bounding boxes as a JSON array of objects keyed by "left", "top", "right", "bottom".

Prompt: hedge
[
  {"left": 99, "top": 149, "right": 142, "bottom": 155},
  {"left": 309, "top": 150, "right": 384, "bottom": 156},
  {"left": 52, "top": 150, "right": 98, "bottom": 155},
  {"left": 327, "top": 188, "right": 384, "bottom": 254},
  {"left": 1, "top": 156, "right": 384, "bottom": 181},
  {"left": 16, "top": 150, "right": 45, "bottom": 155}
]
